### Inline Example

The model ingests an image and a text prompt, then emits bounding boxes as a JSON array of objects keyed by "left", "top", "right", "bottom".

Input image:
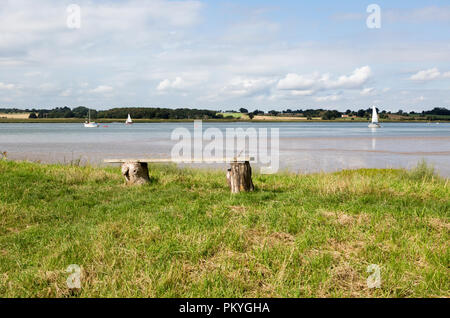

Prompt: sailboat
[
  {"left": 368, "top": 106, "right": 380, "bottom": 128},
  {"left": 84, "top": 109, "right": 99, "bottom": 128},
  {"left": 125, "top": 113, "right": 133, "bottom": 125}
]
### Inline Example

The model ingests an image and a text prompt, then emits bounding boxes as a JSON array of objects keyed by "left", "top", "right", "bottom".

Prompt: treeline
[
  {"left": 1, "top": 106, "right": 449, "bottom": 120},
  {"left": 98, "top": 107, "right": 220, "bottom": 119},
  {"left": 423, "top": 107, "right": 450, "bottom": 116},
  {"left": 19, "top": 107, "right": 221, "bottom": 120},
  {"left": 0, "top": 108, "right": 28, "bottom": 113}
]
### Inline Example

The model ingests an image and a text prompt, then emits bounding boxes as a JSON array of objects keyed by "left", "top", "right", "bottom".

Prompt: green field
[
  {"left": 217, "top": 112, "right": 249, "bottom": 119},
  {"left": 0, "top": 160, "right": 448, "bottom": 297}
]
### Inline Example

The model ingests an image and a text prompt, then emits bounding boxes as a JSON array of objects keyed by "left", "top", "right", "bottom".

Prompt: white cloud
[
  {"left": 39, "top": 83, "right": 57, "bottom": 91},
  {"left": 314, "top": 94, "right": 342, "bottom": 102},
  {"left": 90, "top": 85, "right": 113, "bottom": 93},
  {"left": 410, "top": 67, "right": 441, "bottom": 81},
  {"left": 223, "top": 77, "right": 274, "bottom": 97},
  {"left": 360, "top": 87, "right": 375, "bottom": 96},
  {"left": 329, "top": 66, "right": 371, "bottom": 89},
  {"left": 221, "top": 21, "right": 280, "bottom": 44},
  {"left": 276, "top": 66, "right": 371, "bottom": 95},
  {"left": 0, "top": 82, "right": 15, "bottom": 90},
  {"left": 202, "top": 77, "right": 274, "bottom": 101},
  {"left": 24, "top": 72, "right": 42, "bottom": 77},
  {"left": 157, "top": 77, "right": 186, "bottom": 91},
  {"left": 277, "top": 73, "right": 318, "bottom": 90},
  {"left": 410, "top": 95, "right": 426, "bottom": 103},
  {"left": 290, "top": 90, "right": 315, "bottom": 96},
  {"left": 202, "top": 66, "right": 371, "bottom": 103},
  {"left": 60, "top": 89, "right": 72, "bottom": 97}
]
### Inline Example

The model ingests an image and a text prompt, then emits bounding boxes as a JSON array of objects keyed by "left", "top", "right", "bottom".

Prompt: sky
[{"left": 1, "top": 0, "right": 450, "bottom": 112}]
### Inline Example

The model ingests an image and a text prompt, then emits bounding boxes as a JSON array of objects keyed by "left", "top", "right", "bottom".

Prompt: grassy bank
[{"left": 0, "top": 160, "right": 448, "bottom": 297}]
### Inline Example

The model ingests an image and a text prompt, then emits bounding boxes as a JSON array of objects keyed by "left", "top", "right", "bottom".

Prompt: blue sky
[{"left": 1, "top": 0, "right": 450, "bottom": 111}]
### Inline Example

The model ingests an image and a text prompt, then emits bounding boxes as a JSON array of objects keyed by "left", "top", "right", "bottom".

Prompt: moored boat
[
  {"left": 368, "top": 106, "right": 380, "bottom": 128},
  {"left": 84, "top": 109, "right": 99, "bottom": 128},
  {"left": 125, "top": 113, "right": 133, "bottom": 125}
]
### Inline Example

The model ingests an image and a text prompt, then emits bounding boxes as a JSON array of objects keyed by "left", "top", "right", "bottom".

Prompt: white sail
[
  {"left": 371, "top": 106, "right": 379, "bottom": 123},
  {"left": 126, "top": 114, "right": 133, "bottom": 124}
]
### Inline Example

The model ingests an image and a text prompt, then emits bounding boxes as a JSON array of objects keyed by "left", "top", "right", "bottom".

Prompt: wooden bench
[{"left": 104, "top": 157, "right": 255, "bottom": 193}]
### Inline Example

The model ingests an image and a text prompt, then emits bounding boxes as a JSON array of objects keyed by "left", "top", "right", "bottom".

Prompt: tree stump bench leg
[
  {"left": 226, "top": 161, "right": 254, "bottom": 193},
  {"left": 121, "top": 161, "right": 150, "bottom": 185}
]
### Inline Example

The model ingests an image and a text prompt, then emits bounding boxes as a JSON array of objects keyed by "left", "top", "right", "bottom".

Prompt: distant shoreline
[{"left": 1, "top": 118, "right": 449, "bottom": 123}]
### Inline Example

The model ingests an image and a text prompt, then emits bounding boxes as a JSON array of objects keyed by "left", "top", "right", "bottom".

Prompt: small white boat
[
  {"left": 368, "top": 106, "right": 380, "bottom": 128},
  {"left": 125, "top": 113, "right": 133, "bottom": 125},
  {"left": 84, "top": 109, "right": 99, "bottom": 128}
]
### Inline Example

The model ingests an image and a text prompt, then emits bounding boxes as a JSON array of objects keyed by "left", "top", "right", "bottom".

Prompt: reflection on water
[{"left": 1, "top": 122, "right": 449, "bottom": 176}]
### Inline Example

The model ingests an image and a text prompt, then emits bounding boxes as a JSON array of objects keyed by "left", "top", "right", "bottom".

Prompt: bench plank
[{"left": 104, "top": 157, "right": 254, "bottom": 164}]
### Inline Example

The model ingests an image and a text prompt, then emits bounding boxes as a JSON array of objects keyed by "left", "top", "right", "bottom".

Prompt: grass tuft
[{"left": 408, "top": 159, "right": 437, "bottom": 181}]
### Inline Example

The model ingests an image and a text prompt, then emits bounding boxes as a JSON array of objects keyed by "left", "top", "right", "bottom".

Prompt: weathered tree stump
[
  {"left": 121, "top": 161, "right": 150, "bottom": 185},
  {"left": 227, "top": 161, "right": 254, "bottom": 193}
]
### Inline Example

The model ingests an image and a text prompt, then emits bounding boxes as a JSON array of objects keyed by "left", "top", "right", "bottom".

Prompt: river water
[{"left": 1, "top": 122, "right": 449, "bottom": 177}]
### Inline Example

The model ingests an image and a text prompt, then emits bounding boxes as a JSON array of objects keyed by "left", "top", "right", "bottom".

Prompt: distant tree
[
  {"left": 268, "top": 110, "right": 279, "bottom": 116},
  {"left": 424, "top": 107, "right": 450, "bottom": 116},
  {"left": 239, "top": 108, "right": 248, "bottom": 113},
  {"left": 28, "top": 113, "right": 37, "bottom": 119},
  {"left": 321, "top": 110, "right": 340, "bottom": 120},
  {"left": 357, "top": 109, "right": 366, "bottom": 117},
  {"left": 63, "top": 110, "right": 74, "bottom": 118},
  {"left": 72, "top": 106, "right": 89, "bottom": 118},
  {"left": 248, "top": 113, "right": 254, "bottom": 120}
]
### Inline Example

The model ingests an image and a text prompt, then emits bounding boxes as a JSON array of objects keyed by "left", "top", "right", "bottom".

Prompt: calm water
[{"left": 1, "top": 122, "right": 449, "bottom": 176}]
